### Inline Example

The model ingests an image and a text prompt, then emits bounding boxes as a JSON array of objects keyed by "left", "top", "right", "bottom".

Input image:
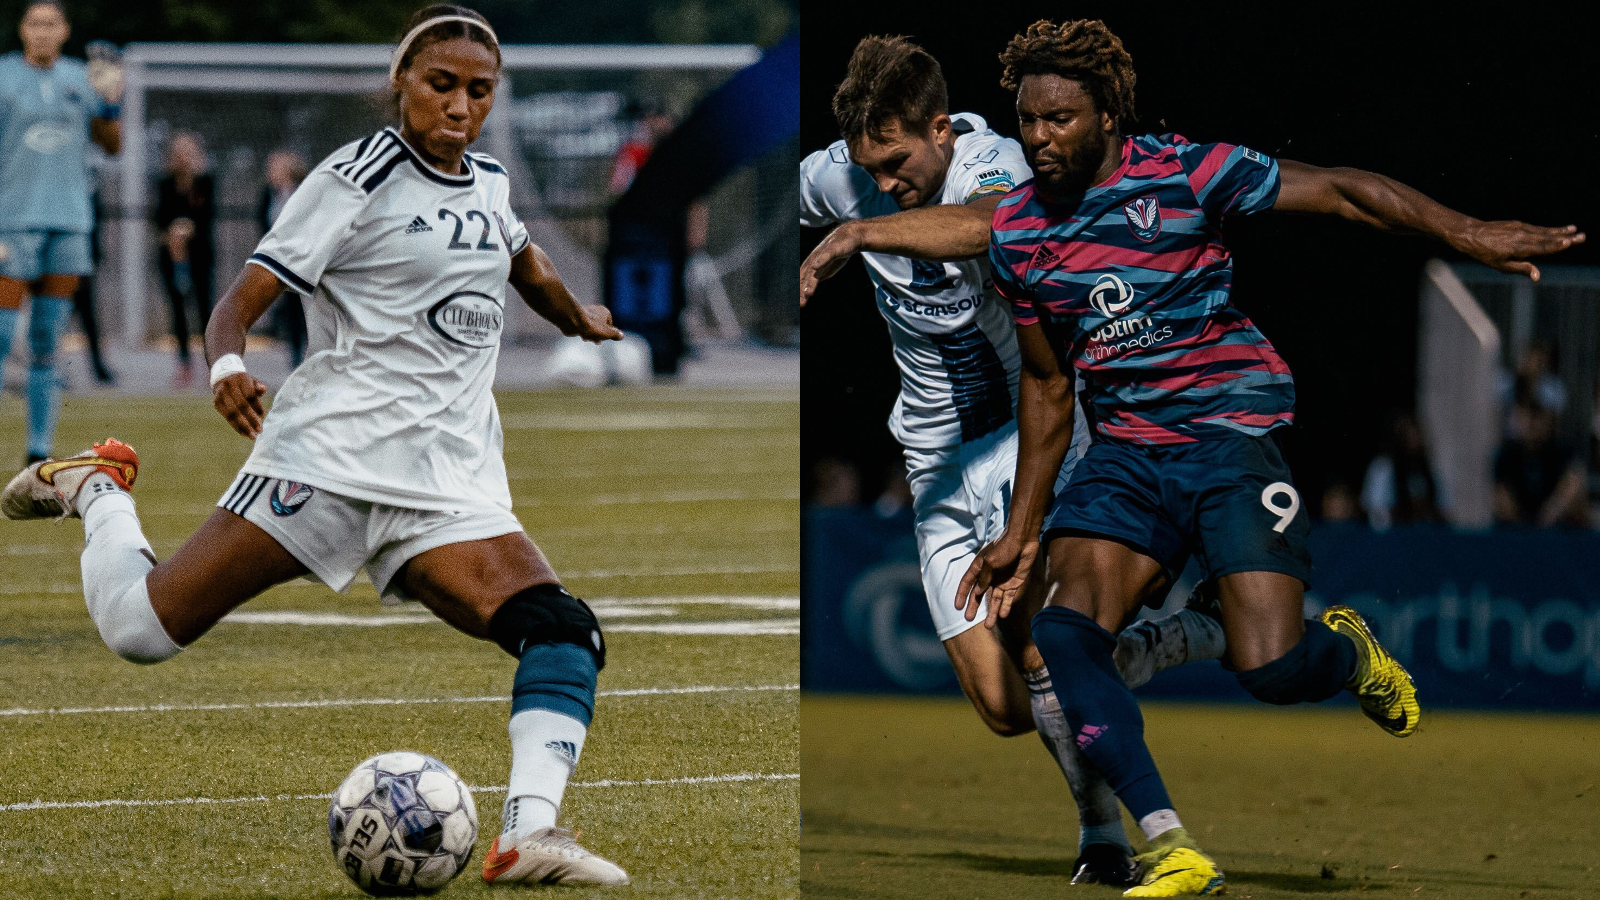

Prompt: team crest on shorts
[
  {"left": 270, "top": 481, "right": 314, "bottom": 516},
  {"left": 1124, "top": 195, "right": 1162, "bottom": 242}
]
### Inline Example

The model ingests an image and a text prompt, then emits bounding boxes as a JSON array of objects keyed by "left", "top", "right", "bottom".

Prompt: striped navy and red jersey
[{"left": 990, "top": 133, "right": 1294, "bottom": 445}]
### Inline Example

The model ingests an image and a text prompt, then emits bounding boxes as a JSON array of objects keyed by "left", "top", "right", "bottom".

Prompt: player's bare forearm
[
  {"left": 206, "top": 264, "right": 281, "bottom": 438},
  {"left": 205, "top": 264, "right": 284, "bottom": 365},
  {"left": 954, "top": 322, "right": 1071, "bottom": 622},
  {"left": 90, "top": 118, "right": 120, "bottom": 155},
  {"left": 1274, "top": 159, "right": 1584, "bottom": 280},
  {"left": 800, "top": 196, "right": 999, "bottom": 305},
  {"left": 1009, "top": 330, "right": 1075, "bottom": 542},
  {"left": 853, "top": 196, "right": 998, "bottom": 260},
  {"left": 509, "top": 245, "right": 622, "bottom": 342}
]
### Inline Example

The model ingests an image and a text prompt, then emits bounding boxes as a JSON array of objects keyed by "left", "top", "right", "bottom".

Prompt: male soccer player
[
  {"left": 958, "top": 19, "right": 1582, "bottom": 896},
  {"left": 801, "top": 35, "right": 1226, "bottom": 885},
  {"left": 0, "top": 0, "right": 121, "bottom": 464}
]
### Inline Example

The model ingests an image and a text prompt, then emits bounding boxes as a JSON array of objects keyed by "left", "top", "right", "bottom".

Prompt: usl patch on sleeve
[{"left": 966, "top": 169, "right": 1016, "bottom": 202}]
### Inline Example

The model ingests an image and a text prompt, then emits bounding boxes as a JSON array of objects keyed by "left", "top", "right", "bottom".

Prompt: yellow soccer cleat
[
  {"left": 1319, "top": 604, "right": 1420, "bottom": 737},
  {"left": 1124, "top": 847, "right": 1224, "bottom": 897}
]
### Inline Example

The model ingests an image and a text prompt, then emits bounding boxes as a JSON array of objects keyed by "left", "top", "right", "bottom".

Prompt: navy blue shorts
[{"left": 1043, "top": 433, "right": 1311, "bottom": 588}]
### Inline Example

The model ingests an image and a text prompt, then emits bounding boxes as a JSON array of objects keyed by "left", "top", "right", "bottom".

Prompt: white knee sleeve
[{"left": 81, "top": 494, "right": 180, "bottom": 664}]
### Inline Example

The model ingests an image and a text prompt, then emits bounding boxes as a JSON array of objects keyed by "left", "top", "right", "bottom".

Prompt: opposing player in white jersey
[
  {"left": 3, "top": 7, "right": 628, "bottom": 888},
  {"left": 800, "top": 36, "right": 1225, "bottom": 886}
]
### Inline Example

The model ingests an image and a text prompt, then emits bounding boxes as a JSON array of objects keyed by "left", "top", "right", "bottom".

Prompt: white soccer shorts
[
  {"left": 905, "top": 422, "right": 1078, "bottom": 641},
  {"left": 217, "top": 472, "right": 524, "bottom": 602}
]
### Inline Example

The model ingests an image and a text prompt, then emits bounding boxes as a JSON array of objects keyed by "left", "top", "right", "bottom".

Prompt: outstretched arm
[
  {"left": 800, "top": 195, "right": 1001, "bottom": 305},
  {"left": 955, "top": 322, "right": 1076, "bottom": 626},
  {"left": 508, "top": 243, "right": 622, "bottom": 343},
  {"left": 206, "top": 264, "right": 284, "bottom": 439},
  {"left": 1274, "top": 160, "right": 1584, "bottom": 281}
]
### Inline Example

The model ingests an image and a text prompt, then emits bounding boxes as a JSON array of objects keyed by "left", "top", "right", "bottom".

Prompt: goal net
[{"left": 97, "top": 42, "right": 794, "bottom": 350}]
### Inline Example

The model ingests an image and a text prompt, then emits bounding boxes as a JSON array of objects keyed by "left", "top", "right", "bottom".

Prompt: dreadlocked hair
[
  {"left": 998, "top": 19, "right": 1136, "bottom": 129},
  {"left": 832, "top": 35, "right": 948, "bottom": 141}
]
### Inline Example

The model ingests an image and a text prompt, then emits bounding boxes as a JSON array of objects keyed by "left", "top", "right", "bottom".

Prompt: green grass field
[
  {"left": 803, "top": 695, "right": 1600, "bottom": 900},
  {"left": 0, "top": 387, "right": 798, "bottom": 899}
]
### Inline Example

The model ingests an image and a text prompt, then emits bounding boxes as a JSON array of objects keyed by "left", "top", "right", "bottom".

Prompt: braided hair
[{"left": 998, "top": 20, "right": 1136, "bottom": 130}]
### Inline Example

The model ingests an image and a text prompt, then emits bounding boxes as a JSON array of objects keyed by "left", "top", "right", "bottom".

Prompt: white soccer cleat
[
  {"left": 1, "top": 439, "right": 140, "bottom": 521},
  {"left": 482, "top": 826, "right": 630, "bottom": 886}
]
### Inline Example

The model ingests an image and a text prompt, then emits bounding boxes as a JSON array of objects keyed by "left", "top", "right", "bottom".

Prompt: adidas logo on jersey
[
  {"left": 1032, "top": 244, "right": 1061, "bottom": 268},
  {"left": 404, "top": 216, "right": 433, "bottom": 234}
]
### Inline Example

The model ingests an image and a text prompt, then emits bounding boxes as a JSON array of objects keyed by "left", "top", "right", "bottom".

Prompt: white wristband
[{"left": 209, "top": 353, "right": 248, "bottom": 388}]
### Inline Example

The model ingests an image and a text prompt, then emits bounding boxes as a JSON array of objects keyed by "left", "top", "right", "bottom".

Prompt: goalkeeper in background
[{"left": 0, "top": 0, "right": 121, "bottom": 464}]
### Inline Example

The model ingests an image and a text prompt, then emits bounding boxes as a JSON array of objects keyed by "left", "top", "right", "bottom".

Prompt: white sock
[
  {"left": 1025, "top": 668, "right": 1130, "bottom": 851},
  {"left": 1114, "top": 610, "right": 1227, "bottom": 690},
  {"left": 1139, "top": 808, "right": 1183, "bottom": 841},
  {"left": 79, "top": 483, "right": 178, "bottom": 664},
  {"left": 503, "top": 708, "right": 587, "bottom": 839}
]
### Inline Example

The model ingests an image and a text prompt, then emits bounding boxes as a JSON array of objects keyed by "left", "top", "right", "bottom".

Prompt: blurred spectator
[
  {"left": 73, "top": 186, "right": 113, "bottom": 384},
  {"left": 1499, "top": 340, "right": 1567, "bottom": 439},
  {"left": 608, "top": 104, "right": 677, "bottom": 195},
  {"left": 1360, "top": 413, "right": 1441, "bottom": 530},
  {"left": 154, "top": 131, "right": 215, "bottom": 386},
  {"left": 874, "top": 460, "right": 912, "bottom": 517},
  {"left": 258, "top": 149, "right": 309, "bottom": 368},
  {"left": 1494, "top": 401, "right": 1587, "bottom": 526},
  {"left": 1319, "top": 481, "right": 1360, "bottom": 523},
  {"left": 810, "top": 457, "right": 862, "bottom": 507}
]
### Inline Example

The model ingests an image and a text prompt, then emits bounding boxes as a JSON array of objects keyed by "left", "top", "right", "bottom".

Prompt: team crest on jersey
[
  {"left": 1123, "top": 196, "right": 1162, "bottom": 242},
  {"left": 270, "top": 481, "right": 314, "bottom": 516}
]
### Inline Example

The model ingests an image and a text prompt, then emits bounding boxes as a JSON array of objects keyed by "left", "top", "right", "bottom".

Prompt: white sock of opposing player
[
  {"left": 1115, "top": 609, "right": 1227, "bottom": 689},
  {"left": 503, "top": 708, "right": 587, "bottom": 839},
  {"left": 1025, "top": 667, "right": 1130, "bottom": 851},
  {"left": 77, "top": 474, "right": 179, "bottom": 664}
]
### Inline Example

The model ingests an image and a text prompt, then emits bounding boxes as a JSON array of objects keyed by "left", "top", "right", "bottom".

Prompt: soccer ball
[{"left": 328, "top": 751, "right": 479, "bottom": 896}]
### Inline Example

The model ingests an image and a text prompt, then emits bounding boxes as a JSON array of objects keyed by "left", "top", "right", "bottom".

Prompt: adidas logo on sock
[
  {"left": 404, "top": 216, "right": 433, "bottom": 234},
  {"left": 544, "top": 740, "right": 578, "bottom": 766}
]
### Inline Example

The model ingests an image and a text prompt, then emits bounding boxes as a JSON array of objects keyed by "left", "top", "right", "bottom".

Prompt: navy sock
[
  {"left": 1031, "top": 605, "right": 1173, "bottom": 821},
  {"left": 511, "top": 642, "right": 598, "bottom": 726},
  {"left": 1235, "top": 620, "right": 1356, "bottom": 704}
]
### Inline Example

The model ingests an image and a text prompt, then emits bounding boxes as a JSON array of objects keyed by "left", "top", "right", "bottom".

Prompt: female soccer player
[
  {"left": 0, "top": 0, "right": 121, "bottom": 464},
  {"left": 3, "top": 6, "right": 629, "bottom": 888}
]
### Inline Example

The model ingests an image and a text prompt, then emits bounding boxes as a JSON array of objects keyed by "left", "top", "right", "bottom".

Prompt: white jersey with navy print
[
  {"left": 243, "top": 127, "right": 532, "bottom": 511},
  {"left": 800, "top": 112, "right": 1029, "bottom": 450}
]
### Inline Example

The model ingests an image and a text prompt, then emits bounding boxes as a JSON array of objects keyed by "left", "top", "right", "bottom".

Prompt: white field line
[
  {"left": 0, "top": 683, "right": 798, "bottom": 719},
  {"left": 223, "top": 598, "right": 796, "bottom": 627},
  {"left": 506, "top": 461, "right": 780, "bottom": 480},
  {"left": 521, "top": 489, "right": 799, "bottom": 506},
  {"left": 0, "top": 523, "right": 797, "bottom": 557},
  {"left": 606, "top": 620, "right": 798, "bottom": 635},
  {"left": 132, "top": 487, "right": 799, "bottom": 516},
  {"left": 217, "top": 612, "right": 798, "bottom": 635},
  {"left": 0, "top": 772, "right": 799, "bottom": 813},
  {"left": 566, "top": 563, "right": 794, "bottom": 578},
  {"left": 499, "top": 411, "right": 792, "bottom": 431}
]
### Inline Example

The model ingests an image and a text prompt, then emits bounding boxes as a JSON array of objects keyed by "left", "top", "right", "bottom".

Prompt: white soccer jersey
[
  {"left": 800, "top": 112, "right": 1027, "bottom": 450},
  {"left": 243, "top": 127, "right": 532, "bottom": 511}
]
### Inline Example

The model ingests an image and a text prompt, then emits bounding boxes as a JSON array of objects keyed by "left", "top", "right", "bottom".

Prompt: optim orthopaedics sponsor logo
[
  {"left": 1088, "top": 273, "right": 1136, "bottom": 318},
  {"left": 1087, "top": 312, "right": 1173, "bottom": 361}
]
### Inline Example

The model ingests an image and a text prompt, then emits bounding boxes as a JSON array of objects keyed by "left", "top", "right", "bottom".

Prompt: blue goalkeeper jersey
[{"left": 0, "top": 52, "right": 112, "bottom": 233}]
